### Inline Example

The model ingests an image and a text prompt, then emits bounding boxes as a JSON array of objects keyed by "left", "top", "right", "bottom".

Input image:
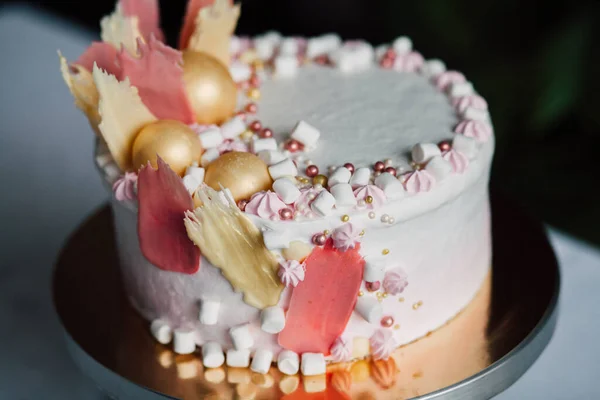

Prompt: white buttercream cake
[{"left": 61, "top": 0, "right": 493, "bottom": 378}]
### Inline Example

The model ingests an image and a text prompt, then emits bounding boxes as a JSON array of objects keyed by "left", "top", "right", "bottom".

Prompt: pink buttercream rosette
[
  {"left": 332, "top": 223, "right": 362, "bottom": 252},
  {"left": 278, "top": 259, "right": 306, "bottom": 287},
  {"left": 353, "top": 185, "right": 387, "bottom": 209},
  {"left": 454, "top": 120, "right": 492, "bottom": 143},
  {"left": 402, "top": 170, "right": 436, "bottom": 193},
  {"left": 245, "top": 191, "right": 287, "bottom": 219},
  {"left": 330, "top": 336, "right": 352, "bottom": 362},
  {"left": 370, "top": 329, "right": 398, "bottom": 360},
  {"left": 113, "top": 172, "right": 138, "bottom": 201}
]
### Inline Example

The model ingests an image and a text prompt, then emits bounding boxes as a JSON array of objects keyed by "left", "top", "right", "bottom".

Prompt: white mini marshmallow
[
  {"left": 273, "top": 178, "right": 301, "bottom": 204},
  {"left": 202, "top": 342, "right": 225, "bottom": 368},
  {"left": 185, "top": 166, "right": 205, "bottom": 182},
  {"left": 328, "top": 167, "right": 352, "bottom": 187},
  {"left": 183, "top": 175, "right": 201, "bottom": 194},
  {"left": 331, "top": 42, "right": 374, "bottom": 73},
  {"left": 220, "top": 117, "right": 246, "bottom": 139},
  {"left": 374, "top": 172, "right": 405, "bottom": 200},
  {"left": 363, "top": 258, "right": 386, "bottom": 282},
  {"left": 173, "top": 329, "right": 196, "bottom": 354},
  {"left": 263, "top": 229, "right": 292, "bottom": 250},
  {"left": 412, "top": 143, "right": 442, "bottom": 163},
  {"left": 95, "top": 152, "right": 112, "bottom": 168},
  {"left": 226, "top": 349, "right": 251, "bottom": 368},
  {"left": 261, "top": 306, "right": 286, "bottom": 334},
  {"left": 229, "top": 61, "right": 252, "bottom": 82},
  {"left": 229, "top": 324, "right": 254, "bottom": 350},
  {"left": 310, "top": 190, "right": 336, "bottom": 216},
  {"left": 262, "top": 31, "right": 282, "bottom": 45},
  {"left": 198, "top": 127, "right": 224, "bottom": 149},
  {"left": 279, "top": 38, "right": 299, "bottom": 55},
  {"left": 355, "top": 296, "right": 383, "bottom": 324},
  {"left": 392, "top": 36, "right": 412, "bottom": 55},
  {"left": 199, "top": 299, "right": 220, "bottom": 325},
  {"left": 463, "top": 107, "right": 489, "bottom": 122},
  {"left": 268, "top": 158, "right": 298, "bottom": 180},
  {"left": 306, "top": 34, "right": 341, "bottom": 58},
  {"left": 330, "top": 183, "right": 357, "bottom": 207},
  {"left": 300, "top": 353, "right": 326, "bottom": 376},
  {"left": 201, "top": 148, "right": 220, "bottom": 167},
  {"left": 290, "top": 120, "right": 320, "bottom": 149},
  {"left": 426, "top": 156, "right": 452, "bottom": 181},
  {"left": 258, "top": 150, "right": 287, "bottom": 166},
  {"left": 420, "top": 59, "right": 446, "bottom": 78},
  {"left": 252, "top": 138, "right": 278, "bottom": 153},
  {"left": 449, "top": 81, "right": 474, "bottom": 98},
  {"left": 277, "top": 350, "right": 300, "bottom": 375},
  {"left": 254, "top": 38, "right": 275, "bottom": 60},
  {"left": 251, "top": 349, "right": 273, "bottom": 374},
  {"left": 274, "top": 55, "right": 299, "bottom": 79},
  {"left": 452, "top": 135, "right": 478, "bottom": 159},
  {"left": 104, "top": 163, "right": 121, "bottom": 181},
  {"left": 375, "top": 44, "right": 389, "bottom": 60},
  {"left": 350, "top": 167, "right": 371, "bottom": 188},
  {"left": 150, "top": 319, "right": 172, "bottom": 345}
]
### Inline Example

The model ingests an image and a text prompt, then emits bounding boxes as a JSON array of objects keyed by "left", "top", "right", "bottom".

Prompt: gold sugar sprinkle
[
  {"left": 365, "top": 195, "right": 374, "bottom": 204},
  {"left": 382, "top": 249, "right": 390, "bottom": 255},
  {"left": 413, "top": 371, "right": 423, "bottom": 379},
  {"left": 394, "top": 324, "right": 400, "bottom": 330},
  {"left": 323, "top": 230, "right": 330, "bottom": 235},
  {"left": 359, "top": 229, "right": 365, "bottom": 236},
  {"left": 341, "top": 215, "right": 350, "bottom": 222},
  {"left": 413, "top": 301, "right": 423, "bottom": 310},
  {"left": 398, "top": 297, "right": 405, "bottom": 302},
  {"left": 377, "top": 297, "right": 383, "bottom": 303},
  {"left": 382, "top": 292, "right": 388, "bottom": 298},
  {"left": 358, "top": 291, "right": 364, "bottom": 297}
]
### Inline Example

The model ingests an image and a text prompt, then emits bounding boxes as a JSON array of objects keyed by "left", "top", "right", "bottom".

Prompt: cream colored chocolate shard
[
  {"left": 282, "top": 241, "right": 313, "bottom": 262},
  {"left": 93, "top": 64, "right": 157, "bottom": 171},
  {"left": 188, "top": 0, "right": 240, "bottom": 67},
  {"left": 100, "top": 5, "right": 143, "bottom": 56},
  {"left": 185, "top": 186, "right": 283, "bottom": 309},
  {"left": 59, "top": 52, "right": 101, "bottom": 135},
  {"left": 279, "top": 375, "right": 299, "bottom": 395}
]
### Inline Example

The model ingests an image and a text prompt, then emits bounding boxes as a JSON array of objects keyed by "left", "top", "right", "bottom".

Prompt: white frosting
[{"left": 100, "top": 57, "right": 493, "bottom": 360}]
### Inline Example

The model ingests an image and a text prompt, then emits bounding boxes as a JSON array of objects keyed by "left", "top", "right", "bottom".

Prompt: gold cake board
[{"left": 52, "top": 194, "right": 560, "bottom": 399}]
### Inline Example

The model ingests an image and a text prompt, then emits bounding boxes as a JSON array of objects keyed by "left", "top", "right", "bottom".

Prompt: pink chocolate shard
[
  {"left": 118, "top": 36, "right": 195, "bottom": 123},
  {"left": 120, "top": 0, "right": 165, "bottom": 42},
  {"left": 278, "top": 240, "right": 364, "bottom": 354},
  {"left": 137, "top": 157, "right": 200, "bottom": 274},
  {"left": 75, "top": 42, "right": 121, "bottom": 76},
  {"left": 179, "top": 0, "right": 232, "bottom": 50}
]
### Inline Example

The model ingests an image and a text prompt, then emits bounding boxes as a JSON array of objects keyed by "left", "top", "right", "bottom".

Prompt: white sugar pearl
[
  {"left": 307, "top": 193, "right": 316, "bottom": 200},
  {"left": 357, "top": 199, "right": 366, "bottom": 207},
  {"left": 381, "top": 214, "right": 390, "bottom": 223},
  {"left": 313, "top": 184, "right": 323, "bottom": 190},
  {"left": 388, "top": 217, "right": 395, "bottom": 224},
  {"left": 368, "top": 212, "right": 376, "bottom": 219},
  {"left": 384, "top": 159, "right": 393, "bottom": 167}
]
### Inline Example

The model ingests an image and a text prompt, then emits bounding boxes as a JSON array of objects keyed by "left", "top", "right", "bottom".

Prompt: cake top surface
[{"left": 257, "top": 65, "right": 458, "bottom": 170}]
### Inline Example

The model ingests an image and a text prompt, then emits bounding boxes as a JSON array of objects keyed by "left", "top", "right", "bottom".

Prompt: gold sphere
[
  {"left": 182, "top": 51, "right": 237, "bottom": 125},
  {"left": 204, "top": 152, "right": 273, "bottom": 202},
  {"left": 131, "top": 120, "right": 203, "bottom": 176},
  {"left": 313, "top": 174, "right": 328, "bottom": 187}
]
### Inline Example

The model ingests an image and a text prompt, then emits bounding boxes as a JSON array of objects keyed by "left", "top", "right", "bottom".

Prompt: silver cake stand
[{"left": 53, "top": 193, "right": 560, "bottom": 400}]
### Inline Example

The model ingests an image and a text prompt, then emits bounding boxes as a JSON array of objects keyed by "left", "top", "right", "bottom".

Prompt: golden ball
[
  {"left": 204, "top": 152, "right": 273, "bottom": 202},
  {"left": 247, "top": 88, "right": 261, "bottom": 100},
  {"left": 313, "top": 174, "right": 328, "bottom": 187},
  {"left": 182, "top": 51, "right": 237, "bottom": 125},
  {"left": 131, "top": 120, "right": 202, "bottom": 176}
]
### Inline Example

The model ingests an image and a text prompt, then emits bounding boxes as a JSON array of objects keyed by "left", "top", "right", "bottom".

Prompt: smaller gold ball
[
  {"left": 247, "top": 88, "right": 261, "bottom": 100},
  {"left": 131, "top": 120, "right": 202, "bottom": 176},
  {"left": 204, "top": 152, "right": 273, "bottom": 202},
  {"left": 313, "top": 174, "right": 328, "bottom": 187},
  {"left": 382, "top": 249, "right": 390, "bottom": 255},
  {"left": 341, "top": 215, "right": 350, "bottom": 222},
  {"left": 360, "top": 230, "right": 365, "bottom": 236},
  {"left": 240, "top": 129, "right": 254, "bottom": 141},
  {"left": 358, "top": 291, "right": 364, "bottom": 297},
  {"left": 365, "top": 196, "right": 374, "bottom": 204},
  {"left": 323, "top": 230, "right": 330, "bottom": 235}
]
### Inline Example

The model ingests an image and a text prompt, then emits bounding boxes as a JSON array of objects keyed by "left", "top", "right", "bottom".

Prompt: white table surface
[{"left": 1, "top": 6, "right": 599, "bottom": 399}]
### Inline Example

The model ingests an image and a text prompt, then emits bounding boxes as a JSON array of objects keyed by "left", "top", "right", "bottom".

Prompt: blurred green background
[{"left": 27, "top": 0, "right": 600, "bottom": 245}]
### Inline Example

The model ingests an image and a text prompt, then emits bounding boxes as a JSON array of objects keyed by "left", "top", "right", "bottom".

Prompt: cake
[{"left": 59, "top": 0, "right": 493, "bottom": 379}]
